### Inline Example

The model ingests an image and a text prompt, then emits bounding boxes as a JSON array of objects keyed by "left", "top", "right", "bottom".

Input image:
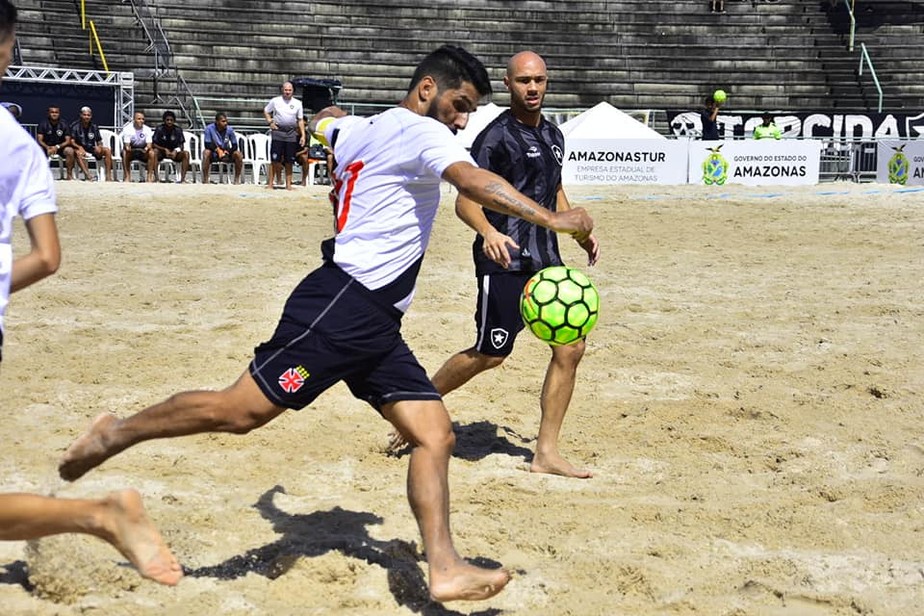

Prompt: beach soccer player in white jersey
[{"left": 59, "top": 45, "right": 593, "bottom": 603}]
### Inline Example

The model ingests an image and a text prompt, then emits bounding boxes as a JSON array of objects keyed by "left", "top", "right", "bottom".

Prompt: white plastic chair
[
  {"left": 99, "top": 129, "right": 120, "bottom": 182},
  {"left": 184, "top": 130, "right": 203, "bottom": 183},
  {"left": 48, "top": 153, "right": 67, "bottom": 179},
  {"left": 242, "top": 133, "right": 271, "bottom": 185}
]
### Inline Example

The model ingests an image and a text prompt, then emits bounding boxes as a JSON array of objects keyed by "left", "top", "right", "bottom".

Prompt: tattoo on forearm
[{"left": 485, "top": 181, "right": 538, "bottom": 219}]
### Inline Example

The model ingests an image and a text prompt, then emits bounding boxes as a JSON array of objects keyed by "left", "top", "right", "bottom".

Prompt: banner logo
[
  {"left": 702, "top": 145, "right": 728, "bottom": 185},
  {"left": 888, "top": 145, "right": 909, "bottom": 185}
]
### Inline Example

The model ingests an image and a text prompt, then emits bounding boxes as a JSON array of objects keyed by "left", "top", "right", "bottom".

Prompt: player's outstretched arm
[
  {"left": 555, "top": 184, "right": 600, "bottom": 266},
  {"left": 11, "top": 213, "right": 61, "bottom": 293},
  {"left": 444, "top": 161, "right": 593, "bottom": 240},
  {"left": 455, "top": 193, "right": 518, "bottom": 269}
]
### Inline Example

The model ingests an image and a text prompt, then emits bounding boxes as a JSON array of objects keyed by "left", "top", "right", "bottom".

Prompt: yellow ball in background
[{"left": 713, "top": 89, "right": 728, "bottom": 104}]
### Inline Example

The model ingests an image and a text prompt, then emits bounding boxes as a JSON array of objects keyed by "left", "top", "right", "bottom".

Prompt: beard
[{"left": 426, "top": 102, "right": 457, "bottom": 134}]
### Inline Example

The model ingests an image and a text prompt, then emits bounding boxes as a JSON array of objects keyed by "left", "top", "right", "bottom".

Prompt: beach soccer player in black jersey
[{"left": 429, "top": 51, "right": 600, "bottom": 479}]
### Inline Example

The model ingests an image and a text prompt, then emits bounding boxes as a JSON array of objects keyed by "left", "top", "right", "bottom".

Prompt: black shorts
[
  {"left": 46, "top": 143, "right": 72, "bottom": 156},
  {"left": 270, "top": 140, "right": 298, "bottom": 164},
  {"left": 204, "top": 147, "right": 235, "bottom": 162},
  {"left": 473, "top": 271, "right": 533, "bottom": 357},
  {"left": 250, "top": 263, "right": 440, "bottom": 411},
  {"left": 126, "top": 147, "right": 149, "bottom": 162}
]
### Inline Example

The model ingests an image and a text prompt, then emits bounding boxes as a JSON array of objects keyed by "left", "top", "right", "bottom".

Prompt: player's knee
[
  {"left": 413, "top": 418, "right": 456, "bottom": 452},
  {"left": 220, "top": 408, "right": 265, "bottom": 434},
  {"left": 485, "top": 354, "right": 506, "bottom": 370},
  {"left": 553, "top": 339, "right": 586, "bottom": 364},
  {"left": 194, "top": 392, "right": 264, "bottom": 434},
  {"left": 473, "top": 350, "right": 506, "bottom": 370},
  {"left": 434, "top": 423, "right": 456, "bottom": 452}
]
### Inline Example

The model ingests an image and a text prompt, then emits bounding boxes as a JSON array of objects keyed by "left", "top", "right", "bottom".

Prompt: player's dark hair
[
  {"left": 409, "top": 45, "right": 492, "bottom": 98},
  {"left": 162, "top": 110, "right": 177, "bottom": 121},
  {"left": 214, "top": 112, "right": 227, "bottom": 121},
  {"left": 0, "top": 0, "right": 17, "bottom": 43}
]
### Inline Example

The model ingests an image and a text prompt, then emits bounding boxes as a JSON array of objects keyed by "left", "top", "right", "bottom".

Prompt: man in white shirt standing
[
  {"left": 263, "top": 81, "right": 306, "bottom": 190},
  {"left": 119, "top": 110, "right": 156, "bottom": 182}
]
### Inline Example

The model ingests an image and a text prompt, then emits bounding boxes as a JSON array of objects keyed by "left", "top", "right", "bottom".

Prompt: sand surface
[{"left": 1, "top": 180, "right": 922, "bottom": 615}]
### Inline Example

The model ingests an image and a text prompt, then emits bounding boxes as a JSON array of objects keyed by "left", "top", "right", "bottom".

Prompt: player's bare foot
[
  {"left": 428, "top": 561, "right": 511, "bottom": 602},
  {"left": 102, "top": 489, "right": 183, "bottom": 586},
  {"left": 58, "top": 413, "right": 119, "bottom": 481},
  {"left": 531, "top": 452, "right": 593, "bottom": 478}
]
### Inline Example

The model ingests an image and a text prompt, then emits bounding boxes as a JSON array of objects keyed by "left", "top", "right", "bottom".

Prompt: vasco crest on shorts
[{"left": 278, "top": 365, "right": 310, "bottom": 393}]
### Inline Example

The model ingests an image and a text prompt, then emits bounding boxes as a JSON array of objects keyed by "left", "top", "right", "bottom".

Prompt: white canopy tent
[
  {"left": 559, "top": 101, "right": 665, "bottom": 140},
  {"left": 455, "top": 102, "right": 506, "bottom": 148}
]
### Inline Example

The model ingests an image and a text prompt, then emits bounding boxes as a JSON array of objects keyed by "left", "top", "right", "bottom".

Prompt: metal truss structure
[{"left": 3, "top": 65, "right": 134, "bottom": 128}]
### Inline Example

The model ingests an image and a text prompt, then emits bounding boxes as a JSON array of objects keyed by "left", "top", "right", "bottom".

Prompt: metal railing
[
  {"left": 87, "top": 20, "right": 109, "bottom": 73},
  {"left": 819, "top": 137, "right": 881, "bottom": 183},
  {"left": 858, "top": 43, "right": 883, "bottom": 113},
  {"left": 121, "top": 0, "right": 205, "bottom": 128},
  {"left": 836, "top": 1, "right": 883, "bottom": 113},
  {"left": 842, "top": 0, "right": 857, "bottom": 52}
]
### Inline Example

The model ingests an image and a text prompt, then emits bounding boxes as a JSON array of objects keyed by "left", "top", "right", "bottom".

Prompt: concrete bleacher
[
  {"left": 11, "top": 0, "right": 923, "bottom": 130},
  {"left": 819, "top": 0, "right": 924, "bottom": 109}
]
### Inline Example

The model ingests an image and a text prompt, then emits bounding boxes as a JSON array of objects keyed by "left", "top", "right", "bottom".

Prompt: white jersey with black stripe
[{"left": 321, "top": 107, "right": 474, "bottom": 313}]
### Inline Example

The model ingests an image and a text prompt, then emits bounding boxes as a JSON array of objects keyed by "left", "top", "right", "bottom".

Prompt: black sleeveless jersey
[{"left": 470, "top": 110, "right": 565, "bottom": 275}]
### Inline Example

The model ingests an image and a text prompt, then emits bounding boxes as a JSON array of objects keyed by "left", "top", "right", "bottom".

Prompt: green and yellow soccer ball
[{"left": 520, "top": 266, "right": 599, "bottom": 346}]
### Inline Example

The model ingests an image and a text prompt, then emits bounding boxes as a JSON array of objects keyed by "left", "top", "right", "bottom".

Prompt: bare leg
[
  {"left": 431, "top": 347, "right": 504, "bottom": 396},
  {"left": 0, "top": 489, "right": 182, "bottom": 586},
  {"left": 105, "top": 152, "right": 114, "bottom": 181},
  {"left": 382, "top": 399, "right": 510, "bottom": 602},
  {"left": 233, "top": 153, "right": 243, "bottom": 184},
  {"left": 59, "top": 370, "right": 285, "bottom": 481},
  {"left": 147, "top": 153, "right": 157, "bottom": 183},
  {"left": 122, "top": 154, "right": 132, "bottom": 182},
  {"left": 64, "top": 149, "right": 76, "bottom": 180},
  {"left": 533, "top": 340, "right": 591, "bottom": 478},
  {"left": 267, "top": 162, "right": 280, "bottom": 188},
  {"left": 76, "top": 154, "right": 92, "bottom": 180},
  {"left": 285, "top": 162, "right": 294, "bottom": 190},
  {"left": 385, "top": 348, "right": 503, "bottom": 452}
]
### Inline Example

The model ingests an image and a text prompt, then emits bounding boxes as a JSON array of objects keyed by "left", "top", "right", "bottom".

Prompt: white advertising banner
[
  {"left": 876, "top": 140, "right": 924, "bottom": 186},
  {"left": 687, "top": 140, "right": 823, "bottom": 186},
  {"left": 563, "top": 139, "right": 689, "bottom": 185}
]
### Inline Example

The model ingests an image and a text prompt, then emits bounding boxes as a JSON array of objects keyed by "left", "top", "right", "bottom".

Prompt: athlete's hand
[
  {"left": 482, "top": 228, "right": 518, "bottom": 269},
  {"left": 550, "top": 207, "right": 593, "bottom": 243},
  {"left": 577, "top": 233, "right": 600, "bottom": 266}
]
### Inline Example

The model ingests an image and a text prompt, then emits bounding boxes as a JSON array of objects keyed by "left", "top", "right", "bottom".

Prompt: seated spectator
[
  {"left": 294, "top": 137, "right": 329, "bottom": 186},
  {"left": 1, "top": 100, "right": 21, "bottom": 120},
  {"left": 119, "top": 111, "right": 156, "bottom": 182},
  {"left": 753, "top": 113, "right": 783, "bottom": 140},
  {"left": 152, "top": 110, "right": 189, "bottom": 183},
  {"left": 69, "top": 106, "right": 115, "bottom": 181},
  {"left": 202, "top": 112, "right": 243, "bottom": 184},
  {"left": 36, "top": 105, "right": 77, "bottom": 179}
]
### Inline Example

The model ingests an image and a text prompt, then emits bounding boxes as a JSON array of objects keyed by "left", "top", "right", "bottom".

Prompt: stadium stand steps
[{"left": 11, "top": 0, "right": 923, "bottom": 130}]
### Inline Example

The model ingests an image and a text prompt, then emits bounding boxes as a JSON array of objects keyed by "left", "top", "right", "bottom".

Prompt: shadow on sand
[{"left": 186, "top": 485, "right": 504, "bottom": 615}]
